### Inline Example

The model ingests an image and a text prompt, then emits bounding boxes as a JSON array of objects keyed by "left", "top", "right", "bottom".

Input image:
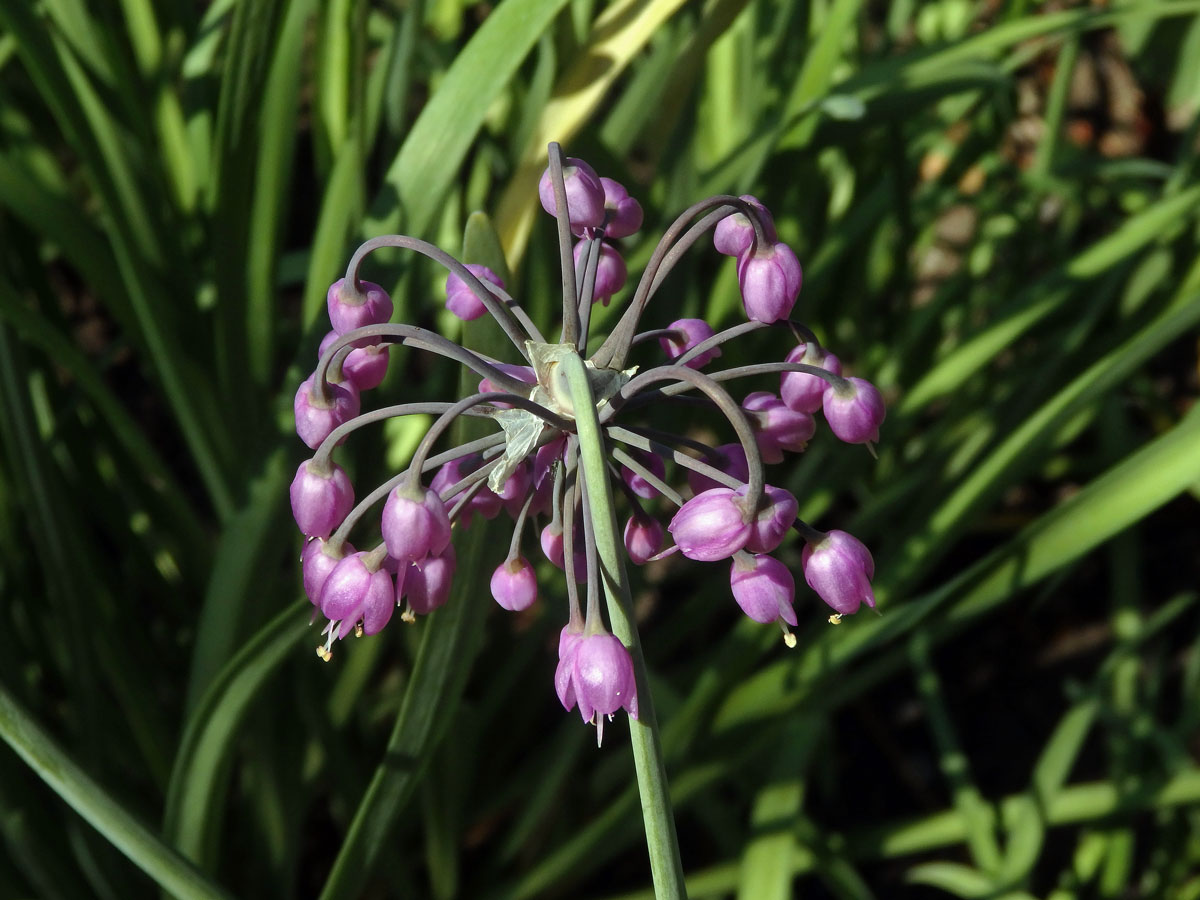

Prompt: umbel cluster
[{"left": 290, "top": 145, "right": 885, "bottom": 741}]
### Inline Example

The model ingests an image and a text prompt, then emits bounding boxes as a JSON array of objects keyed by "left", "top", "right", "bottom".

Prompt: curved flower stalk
[{"left": 289, "top": 142, "right": 886, "bottom": 897}]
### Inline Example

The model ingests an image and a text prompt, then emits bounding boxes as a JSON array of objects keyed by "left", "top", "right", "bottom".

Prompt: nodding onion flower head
[{"left": 291, "top": 142, "right": 884, "bottom": 734}]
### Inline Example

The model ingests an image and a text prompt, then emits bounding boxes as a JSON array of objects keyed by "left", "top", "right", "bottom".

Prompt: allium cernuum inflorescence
[{"left": 289, "top": 144, "right": 886, "bottom": 740}]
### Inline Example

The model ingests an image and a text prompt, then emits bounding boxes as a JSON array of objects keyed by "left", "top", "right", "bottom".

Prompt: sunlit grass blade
[
  {"left": 494, "top": 0, "right": 691, "bottom": 263},
  {"left": 368, "top": 0, "right": 572, "bottom": 240}
]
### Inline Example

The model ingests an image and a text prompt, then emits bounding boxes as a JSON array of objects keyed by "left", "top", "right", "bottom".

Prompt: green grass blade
[
  {"left": 246, "top": 0, "right": 317, "bottom": 384},
  {"left": 164, "top": 599, "right": 311, "bottom": 867},
  {"left": 902, "top": 184, "right": 1200, "bottom": 413},
  {"left": 370, "top": 0, "right": 571, "bottom": 238},
  {"left": 317, "top": 527, "right": 492, "bottom": 900},
  {"left": 184, "top": 450, "right": 291, "bottom": 713},
  {"left": 0, "top": 684, "right": 234, "bottom": 900}
]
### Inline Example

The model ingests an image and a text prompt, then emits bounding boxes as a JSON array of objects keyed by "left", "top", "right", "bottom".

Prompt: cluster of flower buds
[{"left": 290, "top": 144, "right": 884, "bottom": 741}]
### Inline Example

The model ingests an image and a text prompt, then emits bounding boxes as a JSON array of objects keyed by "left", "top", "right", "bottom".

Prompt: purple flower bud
[
  {"left": 713, "top": 195, "right": 777, "bottom": 257},
  {"left": 326, "top": 278, "right": 393, "bottom": 336},
  {"left": 667, "top": 487, "right": 751, "bottom": 561},
  {"left": 801, "top": 530, "right": 876, "bottom": 615},
  {"left": 539, "top": 158, "right": 606, "bottom": 230},
  {"left": 381, "top": 486, "right": 452, "bottom": 562},
  {"left": 781, "top": 343, "right": 841, "bottom": 413},
  {"left": 742, "top": 391, "right": 816, "bottom": 463},
  {"left": 290, "top": 460, "right": 354, "bottom": 539},
  {"left": 571, "top": 634, "right": 639, "bottom": 742},
  {"left": 623, "top": 515, "right": 664, "bottom": 565},
  {"left": 540, "top": 521, "right": 565, "bottom": 567},
  {"left": 730, "top": 553, "right": 797, "bottom": 625},
  {"left": 320, "top": 331, "right": 391, "bottom": 392},
  {"left": 598, "top": 177, "right": 643, "bottom": 238},
  {"left": 320, "top": 551, "right": 394, "bottom": 638},
  {"left": 490, "top": 556, "right": 538, "bottom": 611},
  {"left": 573, "top": 240, "right": 627, "bottom": 306},
  {"left": 686, "top": 442, "right": 749, "bottom": 495},
  {"left": 620, "top": 448, "right": 666, "bottom": 499},
  {"left": 532, "top": 436, "right": 567, "bottom": 489},
  {"left": 822, "top": 377, "right": 886, "bottom": 444},
  {"left": 404, "top": 544, "right": 457, "bottom": 616},
  {"left": 302, "top": 538, "right": 354, "bottom": 606},
  {"left": 739, "top": 484, "right": 798, "bottom": 553},
  {"left": 659, "top": 318, "right": 722, "bottom": 369},
  {"left": 294, "top": 375, "right": 360, "bottom": 450},
  {"left": 737, "top": 242, "right": 802, "bottom": 324},
  {"left": 540, "top": 521, "right": 586, "bottom": 583},
  {"left": 445, "top": 264, "right": 505, "bottom": 322},
  {"left": 478, "top": 362, "right": 536, "bottom": 399},
  {"left": 431, "top": 455, "right": 502, "bottom": 525}
]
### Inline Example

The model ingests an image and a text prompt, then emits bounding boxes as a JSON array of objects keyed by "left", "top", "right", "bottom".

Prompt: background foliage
[{"left": 1, "top": 0, "right": 1199, "bottom": 897}]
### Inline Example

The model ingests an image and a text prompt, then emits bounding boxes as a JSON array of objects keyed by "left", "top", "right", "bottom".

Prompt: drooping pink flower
[
  {"left": 737, "top": 242, "right": 802, "bottom": 324},
  {"left": 822, "top": 378, "right": 885, "bottom": 444},
  {"left": 801, "top": 530, "right": 876, "bottom": 615},
  {"left": 539, "top": 158, "right": 606, "bottom": 230},
  {"left": 668, "top": 487, "right": 751, "bottom": 561},
  {"left": 326, "top": 278, "right": 393, "bottom": 336},
  {"left": 290, "top": 459, "right": 354, "bottom": 539},
  {"left": 730, "top": 553, "right": 797, "bottom": 626},
  {"left": 713, "top": 195, "right": 777, "bottom": 257},
  {"left": 294, "top": 375, "right": 360, "bottom": 450},
  {"left": 445, "top": 264, "right": 505, "bottom": 321},
  {"left": 781, "top": 343, "right": 841, "bottom": 414},
  {"left": 490, "top": 556, "right": 538, "bottom": 611},
  {"left": 659, "top": 318, "right": 721, "bottom": 369}
]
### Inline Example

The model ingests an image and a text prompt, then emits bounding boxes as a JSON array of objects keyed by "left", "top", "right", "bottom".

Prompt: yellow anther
[
  {"left": 783, "top": 632, "right": 797, "bottom": 649},
  {"left": 354, "top": 622, "right": 364, "bottom": 638},
  {"left": 828, "top": 613, "right": 842, "bottom": 625}
]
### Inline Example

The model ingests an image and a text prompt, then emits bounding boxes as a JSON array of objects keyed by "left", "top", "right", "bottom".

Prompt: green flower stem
[
  {"left": 560, "top": 350, "right": 688, "bottom": 900},
  {"left": 0, "top": 683, "right": 234, "bottom": 900}
]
